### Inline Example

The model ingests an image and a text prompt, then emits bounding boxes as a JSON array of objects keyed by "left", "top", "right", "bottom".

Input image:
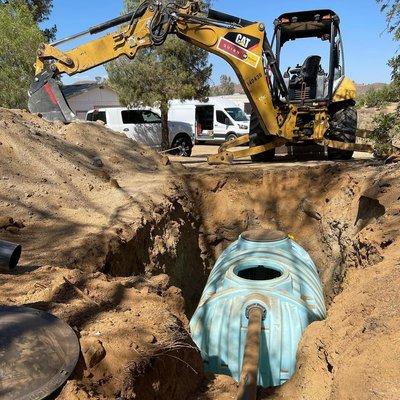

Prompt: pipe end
[{"left": 9, "top": 245, "right": 22, "bottom": 269}]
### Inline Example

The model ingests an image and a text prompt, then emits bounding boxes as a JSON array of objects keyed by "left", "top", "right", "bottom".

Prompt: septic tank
[{"left": 189, "top": 230, "right": 326, "bottom": 388}]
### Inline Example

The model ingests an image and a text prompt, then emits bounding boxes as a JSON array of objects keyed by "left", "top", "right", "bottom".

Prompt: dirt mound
[
  {"left": 1, "top": 108, "right": 400, "bottom": 399},
  {"left": 2, "top": 266, "right": 203, "bottom": 399},
  {"left": 0, "top": 108, "right": 172, "bottom": 270},
  {"left": 0, "top": 109, "right": 204, "bottom": 399}
]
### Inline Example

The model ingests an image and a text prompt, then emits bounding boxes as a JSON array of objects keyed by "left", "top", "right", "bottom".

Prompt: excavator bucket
[{"left": 28, "top": 72, "right": 76, "bottom": 123}]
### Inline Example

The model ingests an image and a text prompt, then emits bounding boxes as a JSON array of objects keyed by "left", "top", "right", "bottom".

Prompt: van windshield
[{"left": 225, "top": 108, "right": 248, "bottom": 122}]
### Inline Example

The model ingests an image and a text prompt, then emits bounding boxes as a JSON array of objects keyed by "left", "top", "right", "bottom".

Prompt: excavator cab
[
  {"left": 253, "top": 9, "right": 358, "bottom": 161},
  {"left": 273, "top": 9, "right": 345, "bottom": 105}
]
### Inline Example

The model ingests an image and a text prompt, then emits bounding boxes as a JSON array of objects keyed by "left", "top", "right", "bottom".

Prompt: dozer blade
[{"left": 28, "top": 72, "right": 77, "bottom": 123}]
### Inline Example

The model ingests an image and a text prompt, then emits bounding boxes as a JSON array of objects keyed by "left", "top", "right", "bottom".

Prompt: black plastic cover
[{"left": 0, "top": 307, "right": 80, "bottom": 400}]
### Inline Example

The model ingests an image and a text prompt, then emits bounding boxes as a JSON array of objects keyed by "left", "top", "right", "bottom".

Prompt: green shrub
[
  {"left": 0, "top": 1, "right": 45, "bottom": 108},
  {"left": 358, "top": 84, "right": 400, "bottom": 108},
  {"left": 370, "top": 111, "right": 400, "bottom": 157}
]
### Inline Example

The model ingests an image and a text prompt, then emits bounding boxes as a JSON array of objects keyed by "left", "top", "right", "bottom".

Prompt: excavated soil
[{"left": 0, "top": 108, "right": 399, "bottom": 399}]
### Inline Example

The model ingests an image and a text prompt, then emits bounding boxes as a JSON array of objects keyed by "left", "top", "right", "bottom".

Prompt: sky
[{"left": 44, "top": 0, "right": 398, "bottom": 85}]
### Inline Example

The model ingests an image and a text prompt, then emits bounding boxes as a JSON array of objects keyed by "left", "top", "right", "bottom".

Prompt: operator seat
[{"left": 288, "top": 55, "right": 321, "bottom": 101}]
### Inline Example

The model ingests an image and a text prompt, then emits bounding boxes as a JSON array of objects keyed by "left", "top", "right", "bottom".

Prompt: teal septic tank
[{"left": 190, "top": 230, "right": 326, "bottom": 388}]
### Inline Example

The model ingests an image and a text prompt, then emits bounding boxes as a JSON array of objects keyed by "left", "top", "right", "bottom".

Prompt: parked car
[
  {"left": 86, "top": 107, "right": 194, "bottom": 157},
  {"left": 168, "top": 98, "right": 250, "bottom": 144}
]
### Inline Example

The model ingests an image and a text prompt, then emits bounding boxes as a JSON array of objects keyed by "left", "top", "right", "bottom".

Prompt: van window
[
  {"left": 225, "top": 108, "right": 249, "bottom": 122},
  {"left": 87, "top": 111, "right": 107, "bottom": 124},
  {"left": 216, "top": 111, "right": 228, "bottom": 125},
  {"left": 122, "top": 110, "right": 144, "bottom": 124}
]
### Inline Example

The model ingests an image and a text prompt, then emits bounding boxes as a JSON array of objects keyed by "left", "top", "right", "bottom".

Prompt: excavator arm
[
  {"left": 29, "top": 2, "right": 154, "bottom": 122},
  {"left": 28, "top": 0, "right": 298, "bottom": 162}
]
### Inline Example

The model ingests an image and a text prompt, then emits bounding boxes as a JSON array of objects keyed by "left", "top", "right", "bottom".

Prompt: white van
[
  {"left": 86, "top": 107, "right": 195, "bottom": 157},
  {"left": 168, "top": 98, "right": 250, "bottom": 144}
]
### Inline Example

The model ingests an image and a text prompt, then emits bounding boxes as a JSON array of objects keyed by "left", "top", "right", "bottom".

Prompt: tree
[
  {"left": 1, "top": 0, "right": 56, "bottom": 40},
  {"left": 25, "top": 0, "right": 52, "bottom": 22},
  {"left": 377, "top": 0, "right": 400, "bottom": 82},
  {"left": 0, "top": 0, "right": 45, "bottom": 108},
  {"left": 26, "top": 0, "right": 56, "bottom": 41},
  {"left": 211, "top": 75, "right": 236, "bottom": 96},
  {"left": 369, "top": 1, "right": 400, "bottom": 157},
  {"left": 106, "top": 0, "right": 212, "bottom": 150}
]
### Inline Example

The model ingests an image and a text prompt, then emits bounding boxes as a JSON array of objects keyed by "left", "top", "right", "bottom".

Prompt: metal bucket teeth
[{"left": 28, "top": 73, "right": 76, "bottom": 123}]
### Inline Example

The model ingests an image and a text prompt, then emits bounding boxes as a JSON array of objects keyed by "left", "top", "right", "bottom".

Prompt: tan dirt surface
[
  {"left": 357, "top": 103, "right": 398, "bottom": 130},
  {"left": 1, "top": 108, "right": 399, "bottom": 399},
  {"left": 0, "top": 108, "right": 204, "bottom": 399}
]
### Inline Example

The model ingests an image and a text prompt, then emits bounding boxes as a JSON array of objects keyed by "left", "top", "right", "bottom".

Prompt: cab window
[
  {"left": 122, "top": 110, "right": 162, "bottom": 124},
  {"left": 87, "top": 111, "right": 107, "bottom": 124},
  {"left": 142, "top": 110, "right": 162, "bottom": 123},
  {"left": 122, "top": 110, "right": 144, "bottom": 124}
]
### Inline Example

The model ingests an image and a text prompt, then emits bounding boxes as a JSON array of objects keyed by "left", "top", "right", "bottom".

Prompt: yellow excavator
[{"left": 28, "top": 1, "right": 372, "bottom": 164}]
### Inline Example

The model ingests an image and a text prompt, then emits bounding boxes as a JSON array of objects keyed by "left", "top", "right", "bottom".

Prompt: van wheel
[
  {"left": 249, "top": 112, "right": 276, "bottom": 162},
  {"left": 326, "top": 104, "right": 357, "bottom": 160},
  {"left": 226, "top": 133, "right": 237, "bottom": 142},
  {"left": 170, "top": 135, "right": 193, "bottom": 157}
]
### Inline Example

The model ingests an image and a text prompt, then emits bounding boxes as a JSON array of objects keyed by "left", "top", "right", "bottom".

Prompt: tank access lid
[{"left": 0, "top": 306, "right": 80, "bottom": 400}]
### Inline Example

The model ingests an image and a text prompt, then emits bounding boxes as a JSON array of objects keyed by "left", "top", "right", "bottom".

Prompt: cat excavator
[{"left": 28, "top": 0, "right": 372, "bottom": 164}]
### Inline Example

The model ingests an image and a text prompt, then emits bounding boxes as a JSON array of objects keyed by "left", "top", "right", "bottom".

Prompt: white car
[
  {"left": 86, "top": 107, "right": 194, "bottom": 157},
  {"left": 169, "top": 97, "right": 250, "bottom": 144}
]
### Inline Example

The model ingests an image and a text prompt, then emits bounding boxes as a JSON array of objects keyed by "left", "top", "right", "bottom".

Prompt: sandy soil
[
  {"left": 0, "top": 108, "right": 204, "bottom": 399},
  {"left": 1, "top": 108, "right": 399, "bottom": 399},
  {"left": 172, "top": 144, "right": 373, "bottom": 167},
  {"left": 357, "top": 103, "right": 398, "bottom": 131}
]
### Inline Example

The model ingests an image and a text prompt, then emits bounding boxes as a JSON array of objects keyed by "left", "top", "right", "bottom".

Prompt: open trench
[
  {"left": 95, "top": 161, "right": 398, "bottom": 399},
  {"left": 104, "top": 162, "right": 387, "bottom": 312}
]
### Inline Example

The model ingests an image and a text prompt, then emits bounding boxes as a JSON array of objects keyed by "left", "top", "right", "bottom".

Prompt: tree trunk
[{"left": 160, "top": 101, "right": 170, "bottom": 151}]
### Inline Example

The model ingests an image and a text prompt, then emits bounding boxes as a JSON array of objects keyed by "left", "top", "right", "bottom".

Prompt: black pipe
[
  {"left": 236, "top": 305, "right": 265, "bottom": 400},
  {"left": 207, "top": 9, "right": 254, "bottom": 27},
  {"left": 0, "top": 240, "right": 22, "bottom": 270}
]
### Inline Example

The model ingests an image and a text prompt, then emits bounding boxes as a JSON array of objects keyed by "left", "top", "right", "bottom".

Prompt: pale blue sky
[{"left": 44, "top": 0, "right": 398, "bottom": 85}]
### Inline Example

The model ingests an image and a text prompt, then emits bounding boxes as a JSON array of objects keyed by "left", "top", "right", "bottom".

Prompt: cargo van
[
  {"left": 168, "top": 98, "right": 250, "bottom": 144},
  {"left": 86, "top": 107, "right": 194, "bottom": 157}
]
